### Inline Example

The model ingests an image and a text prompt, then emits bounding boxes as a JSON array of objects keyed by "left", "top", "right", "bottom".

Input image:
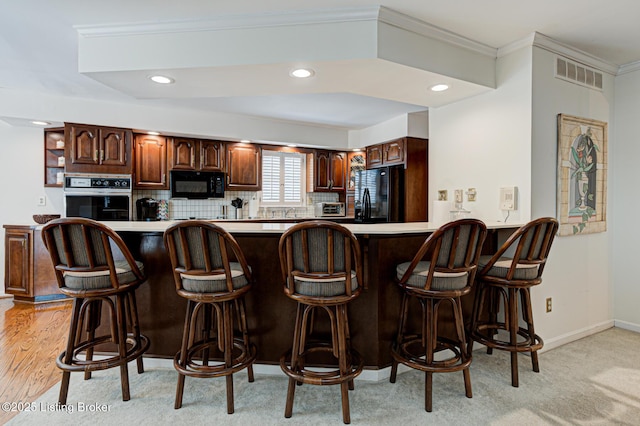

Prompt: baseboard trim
[
  {"left": 613, "top": 320, "right": 640, "bottom": 333},
  {"left": 539, "top": 320, "right": 615, "bottom": 352}
]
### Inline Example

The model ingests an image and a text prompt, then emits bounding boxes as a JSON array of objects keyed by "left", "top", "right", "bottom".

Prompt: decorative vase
[{"left": 577, "top": 175, "right": 589, "bottom": 210}]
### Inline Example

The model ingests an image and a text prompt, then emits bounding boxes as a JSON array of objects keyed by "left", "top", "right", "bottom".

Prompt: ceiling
[{"left": 2, "top": 0, "right": 640, "bottom": 130}]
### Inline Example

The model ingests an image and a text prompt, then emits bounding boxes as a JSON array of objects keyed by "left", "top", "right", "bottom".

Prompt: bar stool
[
  {"left": 163, "top": 220, "right": 256, "bottom": 413},
  {"left": 41, "top": 218, "right": 150, "bottom": 405},
  {"left": 469, "top": 217, "right": 558, "bottom": 387},
  {"left": 278, "top": 221, "right": 364, "bottom": 424},
  {"left": 390, "top": 219, "right": 487, "bottom": 412}
]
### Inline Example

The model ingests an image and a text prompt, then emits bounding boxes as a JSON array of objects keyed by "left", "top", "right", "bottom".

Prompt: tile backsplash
[{"left": 133, "top": 190, "right": 338, "bottom": 220}]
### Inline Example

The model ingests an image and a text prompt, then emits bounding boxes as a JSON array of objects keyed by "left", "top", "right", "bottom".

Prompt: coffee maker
[{"left": 136, "top": 197, "right": 159, "bottom": 221}]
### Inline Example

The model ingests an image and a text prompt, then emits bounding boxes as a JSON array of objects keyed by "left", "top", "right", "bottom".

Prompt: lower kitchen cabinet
[{"left": 3, "top": 225, "right": 65, "bottom": 303}]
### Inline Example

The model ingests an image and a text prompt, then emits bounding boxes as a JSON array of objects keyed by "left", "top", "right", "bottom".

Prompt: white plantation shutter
[
  {"left": 262, "top": 154, "right": 280, "bottom": 202},
  {"left": 283, "top": 156, "right": 302, "bottom": 202},
  {"left": 262, "top": 151, "right": 305, "bottom": 205}
]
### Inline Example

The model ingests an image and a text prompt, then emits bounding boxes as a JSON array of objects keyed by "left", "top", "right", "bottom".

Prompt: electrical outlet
[
  {"left": 37, "top": 196, "right": 46, "bottom": 206},
  {"left": 546, "top": 297, "right": 552, "bottom": 313}
]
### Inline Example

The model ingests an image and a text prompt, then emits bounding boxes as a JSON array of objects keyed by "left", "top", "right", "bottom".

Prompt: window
[{"left": 262, "top": 151, "right": 306, "bottom": 205}]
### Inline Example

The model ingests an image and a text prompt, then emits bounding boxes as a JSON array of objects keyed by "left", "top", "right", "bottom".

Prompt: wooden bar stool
[
  {"left": 278, "top": 221, "right": 364, "bottom": 424},
  {"left": 163, "top": 220, "right": 256, "bottom": 413},
  {"left": 469, "top": 217, "right": 558, "bottom": 387},
  {"left": 41, "top": 218, "right": 150, "bottom": 405},
  {"left": 390, "top": 219, "right": 487, "bottom": 412}
]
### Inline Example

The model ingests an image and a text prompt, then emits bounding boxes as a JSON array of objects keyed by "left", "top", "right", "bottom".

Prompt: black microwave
[{"left": 170, "top": 171, "right": 225, "bottom": 199}]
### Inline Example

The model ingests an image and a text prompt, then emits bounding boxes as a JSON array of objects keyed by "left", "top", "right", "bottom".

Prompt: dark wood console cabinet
[{"left": 3, "top": 225, "right": 64, "bottom": 303}]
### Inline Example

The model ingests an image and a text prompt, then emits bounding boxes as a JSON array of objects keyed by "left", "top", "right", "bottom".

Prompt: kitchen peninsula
[
  {"left": 4, "top": 219, "right": 521, "bottom": 368},
  {"left": 100, "top": 220, "right": 520, "bottom": 369}
]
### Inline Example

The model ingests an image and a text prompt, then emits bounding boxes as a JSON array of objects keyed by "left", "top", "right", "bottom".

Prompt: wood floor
[{"left": 0, "top": 297, "right": 71, "bottom": 424}]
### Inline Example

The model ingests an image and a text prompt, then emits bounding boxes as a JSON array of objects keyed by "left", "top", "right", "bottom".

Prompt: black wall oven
[{"left": 64, "top": 173, "right": 133, "bottom": 221}]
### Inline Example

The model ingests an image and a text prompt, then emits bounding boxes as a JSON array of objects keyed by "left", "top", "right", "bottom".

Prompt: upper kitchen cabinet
[
  {"left": 170, "top": 138, "right": 224, "bottom": 171},
  {"left": 225, "top": 142, "right": 261, "bottom": 191},
  {"left": 134, "top": 134, "right": 168, "bottom": 189},
  {"left": 366, "top": 138, "right": 410, "bottom": 168},
  {"left": 311, "top": 150, "right": 347, "bottom": 192},
  {"left": 65, "top": 123, "right": 133, "bottom": 174},
  {"left": 44, "top": 128, "right": 65, "bottom": 187},
  {"left": 347, "top": 151, "right": 366, "bottom": 191}
]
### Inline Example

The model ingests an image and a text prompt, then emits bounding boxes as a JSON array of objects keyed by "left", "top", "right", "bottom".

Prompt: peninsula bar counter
[{"left": 93, "top": 220, "right": 521, "bottom": 370}]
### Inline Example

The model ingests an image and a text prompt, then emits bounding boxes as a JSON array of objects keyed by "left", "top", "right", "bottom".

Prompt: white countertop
[{"left": 96, "top": 220, "right": 524, "bottom": 235}]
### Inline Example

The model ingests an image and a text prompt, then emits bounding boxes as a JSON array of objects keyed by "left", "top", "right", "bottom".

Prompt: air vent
[{"left": 556, "top": 57, "right": 603, "bottom": 91}]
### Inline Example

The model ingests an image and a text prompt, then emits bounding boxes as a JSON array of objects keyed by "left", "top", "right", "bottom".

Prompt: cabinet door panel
[
  {"left": 226, "top": 144, "right": 261, "bottom": 190},
  {"left": 171, "top": 138, "right": 197, "bottom": 169},
  {"left": 101, "top": 128, "right": 128, "bottom": 166},
  {"left": 135, "top": 134, "right": 167, "bottom": 189},
  {"left": 200, "top": 140, "right": 224, "bottom": 171},
  {"left": 4, "top": 230, "right": 31, "bottom": 296},
  {"left": 329, "top": 152, "right": 347, "bottom": 190},
  {"left": 366, "top": 145, "right": 383, "bottom": 168},
  {"left": 69, "top": 124, "right": 99, "bottom": 165},
  {"left": 315, "top": 151, "right": 331, "bottom": 190},
  {"left": 383, "top": 139, "right": 405, "bottom": 165}
]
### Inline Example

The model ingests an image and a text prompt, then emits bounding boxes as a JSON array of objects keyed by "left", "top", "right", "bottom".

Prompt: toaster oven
[{"left": 315, "top": 202, "right": 346, "bottom": 217}]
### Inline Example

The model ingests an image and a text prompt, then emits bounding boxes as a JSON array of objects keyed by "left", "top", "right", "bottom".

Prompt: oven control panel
[{"left": 64, "top": 174, "right": 132, "bottom": 191}]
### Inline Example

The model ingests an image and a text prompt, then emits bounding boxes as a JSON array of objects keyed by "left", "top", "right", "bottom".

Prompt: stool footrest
[
  {"left": 392, "top": 336, "right": 470, "bottom": 373},
  {"left": 56, "top": 334, "right": 149, "bottom": 373},
  {"left": 174, "top": 339, "right": 256, "bottom": 378},
  {"left": 280, "top": 344, "right": 363, "bottom": 386},
  {"left": 471, "top": 324, "right": 544, "bottom": 353}
]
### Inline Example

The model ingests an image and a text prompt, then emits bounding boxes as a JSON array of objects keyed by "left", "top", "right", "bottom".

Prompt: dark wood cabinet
[
  {"left": 346, "top": 151, "right": 366, "bottom": 215},
  {"left": 170, "top": 138, "right": 224, "bottom": 171},
  {"left": 134, "top": 134, "right": 167, "bottom": 189},
  {"left": 3, "top": 226, "right": 63, "bottom": 303},
  {"left": 366, "top": 139, "right": 406, "bottom": 168},
  {"left": 383, "top": 139, "right": 405, "bottom": 165},
  {"left": 44, "top": 128, "right": 65, "bottom": 187},
  {"left": 363, "top": 137, "right": 428, "bottom": 222},
  {"left": 65, "top": 123, "right": 132, "bottom": 174},
  {"left": 226, "top": 143, "right": 261, "bottom": 191},
  {"left": 366, "top": 145, "right": 383, "bottom": 168},
  {"left": 313, "top": 150, "right": 347, "bottom": 192}
]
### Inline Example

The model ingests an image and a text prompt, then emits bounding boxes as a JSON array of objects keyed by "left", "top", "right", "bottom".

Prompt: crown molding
[
  {"left": 75, "top": 6, "right": 381, "bottom": 37},
  {"left": 532, "top": 32, "right": 618, "bottom": 75},
  {"left": 618, "top": 60, "right": 640, "bottom": 75},
  {"left": 376, "top": 6, "right": 496, "bottom": 58},
  {"left": 75, "top": 5, "right": 496, "bottom": 59}
]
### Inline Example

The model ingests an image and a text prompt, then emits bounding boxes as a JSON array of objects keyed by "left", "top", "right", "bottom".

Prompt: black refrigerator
[{"left": 354, "top": 166, "right": 405, "bottom": 222}]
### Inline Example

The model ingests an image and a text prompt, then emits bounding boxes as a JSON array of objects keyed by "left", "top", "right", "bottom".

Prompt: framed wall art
[{"left": 557, "top": 114, "right": 608, "bottom": 236}]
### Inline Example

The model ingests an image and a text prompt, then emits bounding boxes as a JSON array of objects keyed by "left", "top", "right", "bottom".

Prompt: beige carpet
[{"left": 9, "top": 327, "right": 640, "bottom": 425}]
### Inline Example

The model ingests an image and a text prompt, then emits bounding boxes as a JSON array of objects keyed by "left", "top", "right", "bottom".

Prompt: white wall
[
  {"left": 612, "top": 68, "right": 640, "bottom": 331},
  {"left": 530, "top": 46, "right": 616, "bottom": 345},
  {"left": 0, "top": 124, "right": 64, "bottom": 294},
  {"left": 429, "top": 45, "right": 533, "bottom": 225}
]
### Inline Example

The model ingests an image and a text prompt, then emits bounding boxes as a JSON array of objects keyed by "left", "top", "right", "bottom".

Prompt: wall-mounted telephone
[{"left": 500, "top": 186, "right": 517, "bottom": 211}]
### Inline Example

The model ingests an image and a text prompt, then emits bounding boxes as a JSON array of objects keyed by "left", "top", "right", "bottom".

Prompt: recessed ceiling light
[
  {"left": 287, "top": 144, "right": 297, "bottom": 148},
  {"left": 352, "top": 148, "right": 363, "bottom": 152},
  {"left": 149, "top": 75, "right": 174, "bottom": 84},
  {"left": 240, "top": 139, "right": 251, "bottom": 143},
  {"left": 430, "top": 84, "right": 449, "bottom": 92},
  {"left": 32, "top": 120, "right": 50, "bottom": 126},
  {"left": 290, "top": 68, "right": 314, "bottom": 78},
  {"left": 147, "top": 131, "right": 160, "bottom": 135}
]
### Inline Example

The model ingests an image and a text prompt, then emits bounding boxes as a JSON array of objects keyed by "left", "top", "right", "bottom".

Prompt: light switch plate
[
  {"left": 467, "top": 188, "right": 476, "bottom": 202},
  {"left": 438, "top": 190, "right": 448, "bottom": 201}
]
